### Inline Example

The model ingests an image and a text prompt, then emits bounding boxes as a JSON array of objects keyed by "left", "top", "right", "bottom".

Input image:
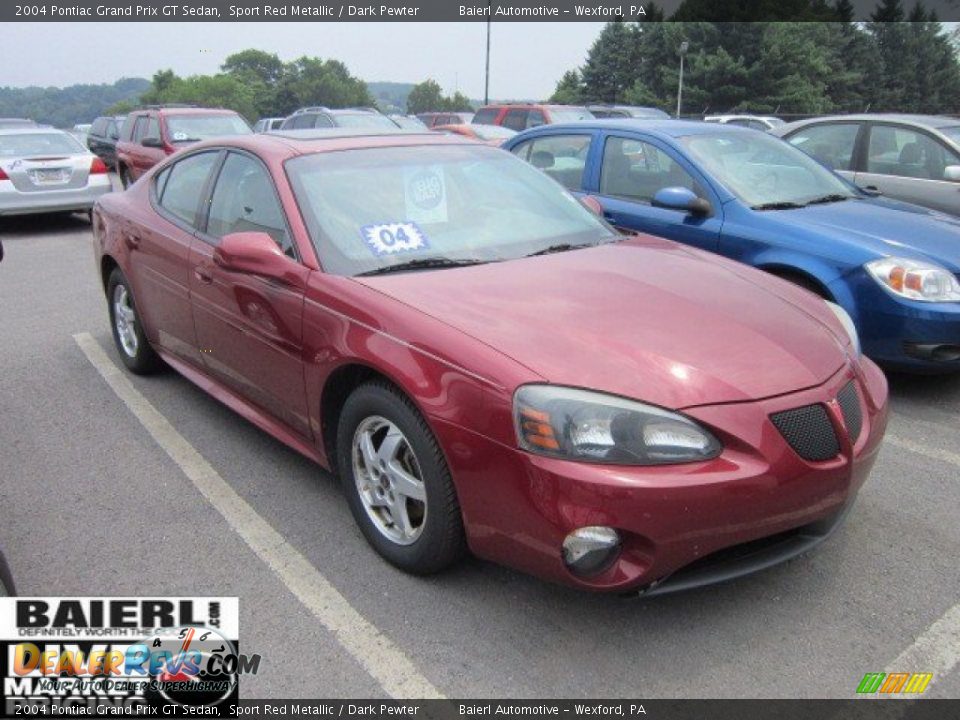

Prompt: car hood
[
  {"left": 353, "top": 237, "right": 847, "bottom": 409},
  {"left": 765, "top": 198, "right": 960, "bottom": 269}
]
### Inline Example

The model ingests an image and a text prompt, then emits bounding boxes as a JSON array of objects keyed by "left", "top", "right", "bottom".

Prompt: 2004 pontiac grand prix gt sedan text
[{"left": 91, "top": 129, "right": 889, "bottom": 594}]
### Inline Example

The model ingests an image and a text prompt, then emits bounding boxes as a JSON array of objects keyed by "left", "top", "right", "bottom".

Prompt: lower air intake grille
[
  {"left": 770, "top": 403, "right": 840, "bottom": 462},
  {"left": 837, "top": 381, "right": 862, "bottom": 443}
]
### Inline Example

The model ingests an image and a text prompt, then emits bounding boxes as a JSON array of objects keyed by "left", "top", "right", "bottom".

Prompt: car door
[
  {"left": 188, "top": 150, "right": 311, "bottom": 437},
  {"left": 783, "top": 121, "right": 863, "bottom": 184},
  {"left": 132, "top": 150, "right": 222, "bottom": 365},
  {"left": 856, "top": 122, "right": 960, "bottom": 215},
  {"left": 589, "top": 133, "right": 723, "bottom": 252}
]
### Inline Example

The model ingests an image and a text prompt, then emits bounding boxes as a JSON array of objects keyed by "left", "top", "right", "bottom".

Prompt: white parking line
[
  {"left": 879, "top": 433, "right": 960, "bottom": 693},
  {"left": 73, "top": 332, "right": 444, "bottom": 700}
]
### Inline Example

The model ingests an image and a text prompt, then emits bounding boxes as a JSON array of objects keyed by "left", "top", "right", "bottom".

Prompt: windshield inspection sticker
[
  {"left": 360, "top": 222, "right": 430, "bottom": 256},
  {"left": 404, "top": 166, "right": 448, "bottom": 224}
]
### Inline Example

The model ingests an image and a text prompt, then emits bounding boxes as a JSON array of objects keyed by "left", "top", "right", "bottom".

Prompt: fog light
[{"left": 562, "top": 526, "right": 621, "bottom": 576}]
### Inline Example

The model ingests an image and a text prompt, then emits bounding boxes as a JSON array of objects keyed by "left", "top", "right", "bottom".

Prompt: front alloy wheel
[
  {"left": 352, "top": 416, "right": 427, "bottom": 545},
  {"left": 337, "top": 382, "right": 466, "bottom": 574}
]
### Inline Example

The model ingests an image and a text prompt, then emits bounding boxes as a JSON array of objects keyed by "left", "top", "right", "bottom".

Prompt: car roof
[
  {"left": 132, "top": 107, "right": 240, "bottom": 116},
  {"left": 524, "top": 118, "right": 745, "bottom": 140},
  {"left": 221, "top": 128, "right": 478, "bottom": 156},
  {"left": 783, "top": 113, "right": 960, "bottom": 130},
  {"left": 0, "top": 127, "right": 72, "bottom": 135}
]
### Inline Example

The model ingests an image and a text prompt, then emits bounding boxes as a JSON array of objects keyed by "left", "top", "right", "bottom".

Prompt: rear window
[
  {"left": 334, "top": 113, "right": 399, "bottom": 129},
  {"left": 0, "top": 132, "right": 85, "bottom": 158},
  {"left": 472, "top": 108, "right": 499, "bottom": 125}
]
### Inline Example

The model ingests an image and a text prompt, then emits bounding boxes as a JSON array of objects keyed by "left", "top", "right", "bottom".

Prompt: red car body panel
[{"left": 93, "top": 132, "right": 889, "bottom": 592}]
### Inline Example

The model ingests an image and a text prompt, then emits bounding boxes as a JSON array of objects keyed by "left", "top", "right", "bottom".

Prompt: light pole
[
  {"left": 676, "top": 41, "right": 689, "bottom": 119},
  {"left": 484, "top": 1, "right": 492, "bottom": 105}
]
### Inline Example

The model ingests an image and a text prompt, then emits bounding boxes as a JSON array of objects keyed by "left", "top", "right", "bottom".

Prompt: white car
[
  {"left": 704, "top": 114, "right": 785, "bottom": 132},
  {"left": 0, "top": 128, "right": 112, "bottom": 216}
]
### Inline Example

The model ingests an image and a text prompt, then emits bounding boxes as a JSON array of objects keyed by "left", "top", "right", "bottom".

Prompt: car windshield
[
  {"left": 166, "top": 115, "right": 251, "bottom": 142},
  {"left": 765, "top": 117, "right": 786, "bottom": 127},
  {"left": 335, "top": 113, "right": 399, "bottom": 129},
  {"left": 680, "top": 131, "right": 856, "bottom": 208},
  {"left": 0, "top": 132, "right": 85, "bottom": 157},
  {"left": 287, "top": 144, "right": 614, "bottom": 276},
  {"left": 548, "top": 108, "right": 594, "bottom": 123},
  {"left": 391, "top": 116, "right": 426, "bottom": 129},
  {"left": 472, "top": 125, "right": 517, "bottom": 140}
]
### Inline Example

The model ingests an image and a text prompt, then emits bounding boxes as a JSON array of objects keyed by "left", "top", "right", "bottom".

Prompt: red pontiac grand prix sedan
[{"left": 92, "top": 128, "right": 889, "bottom": 594}]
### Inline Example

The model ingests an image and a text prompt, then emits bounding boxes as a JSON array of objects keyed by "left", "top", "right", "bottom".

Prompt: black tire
[
  {"left": 336, "top": 381, "right": 466, "bottom": 575},
  {"left": 106, "top": 267, "right": 162, "bottom": 374},
  {"left": 119, "top": 166, "right": 132, "bottom": 189}
]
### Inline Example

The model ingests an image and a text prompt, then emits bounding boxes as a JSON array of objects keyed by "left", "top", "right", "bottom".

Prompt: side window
[
  {"left": 206, "top": 153, "right": 294, "bottom": 257},
  {"left": 91, "top": 118, "right": 106, "bottom": 136},
  {"left": 472, "top": 108, "right": 498, "bottom": 125},
  {"left": 121, "top": 116, "right": 137, "bottom": 141},
  {"left": 154, "top": 166, "right": 172, "bottom": 200},
  {"left": 502, "top": 109, "right": 529, "bottom": 132},
  {"left": 290, "top": 114, "right": 314, "bottom": 130},
  {"left": 145, "top": 117, "right": 161, "bottom": 141},
  {"left": 600, "top": 136, "right": 700, "bottom": 203},
  {"left": 788, "top": 123, "right": 860, "bottom": 171},
  {"left": 510, "top": 139, "right": 532, "bottom": 162},
  {"left": 867, "top": 124, "right": 960, "bottom": 180},
  {"left": 313, "top": 114, "right": 335, "bottom": 128},
  {"left": 527, "top": 110, "right": 546, "bottom": 129},
  {"left": 158, "top": 152, "right": 219, "bottom": 228},
  {"left": 131, "top": 117, "right": 147, "bottom": 142},
  {"left": 518, "top": 134, "right": 592, "bottom": 191}
]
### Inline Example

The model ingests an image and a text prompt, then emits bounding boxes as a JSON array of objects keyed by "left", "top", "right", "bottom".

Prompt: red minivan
[{"left": 116, "top": 106, "right": 251, "bottom": 187}]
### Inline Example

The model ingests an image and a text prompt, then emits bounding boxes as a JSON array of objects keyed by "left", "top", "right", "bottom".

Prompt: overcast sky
[{"left": 4, "top": 22, "right": 606, "bottom": 100}]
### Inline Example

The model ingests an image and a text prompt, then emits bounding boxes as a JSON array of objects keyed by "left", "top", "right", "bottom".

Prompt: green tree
[
  {"left": 549, "top": 70, "right": 584, "bottom": 104},
  {"left": 221, "top": 49, "right": 285, "bottom": 85},
  {"left": 406, "top": 79, "right": 446, "bottom": 113},
  {"left": 580, "top": 20, "right": 643, "bottom": 102},
  {"left": 274, "top": 57, "right": 374, "bottom": 114}
]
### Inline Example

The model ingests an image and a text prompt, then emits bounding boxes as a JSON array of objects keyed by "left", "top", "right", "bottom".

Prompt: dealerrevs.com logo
[{"left": 0, "top": 597, "right": 261, "bottom": 716}]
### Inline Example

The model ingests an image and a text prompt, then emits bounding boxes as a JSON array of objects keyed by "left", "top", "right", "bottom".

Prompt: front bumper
[
  {"left": 833, "top": 272, "right": 960, "bottom": 372},
  {"left": 437, "top": 358, "right": 888, "bottom": 592},
  {"left": 0, "top": 177, "right": 111, "bottom": 216}
]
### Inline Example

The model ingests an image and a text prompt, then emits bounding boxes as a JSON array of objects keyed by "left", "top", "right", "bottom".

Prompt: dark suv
[
  {"left": 471, "top": 104, "right": 593, "bottom": 131},
  {"left": 87, "top": 115, "right": 126, "bottom": 169},
  {"left": 278, "top": 107, "right": 400, "bottom": 131},
  {"left": 116, "top": 106, "right": 251, "bottom": 187}
]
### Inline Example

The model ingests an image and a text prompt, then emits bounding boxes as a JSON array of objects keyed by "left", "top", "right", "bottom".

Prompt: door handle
[
  {"left": 124, "top": 233, "right": 140, "bottom": 250},
  {"left": 194, "top": 266, "right": 213, "bottom": 284}
]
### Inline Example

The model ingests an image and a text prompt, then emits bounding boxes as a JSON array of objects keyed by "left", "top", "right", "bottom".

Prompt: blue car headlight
[
  {"left": 514, "top": 385, "right": 721, "bottom": 465},
  {"left": 865, "top": 257, "right": 960, "bottom": 303},
  {"left": 825, "top": 301, "right": 861, "bottom": 357}
]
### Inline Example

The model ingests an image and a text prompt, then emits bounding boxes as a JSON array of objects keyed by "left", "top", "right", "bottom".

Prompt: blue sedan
[{"left": 504, "top": 120, "right": 960, "bottom": 372}]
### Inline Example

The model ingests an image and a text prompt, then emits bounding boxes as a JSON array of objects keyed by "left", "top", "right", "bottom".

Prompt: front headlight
[
  {"left": 865, "top": 257, "right": 960, "bottom": 302},
  {"left": 514, "top": 385, "right": 721, "bottom": 465},
  {"left": 825, "top": 301, "right": 861, "bottom": 357}
]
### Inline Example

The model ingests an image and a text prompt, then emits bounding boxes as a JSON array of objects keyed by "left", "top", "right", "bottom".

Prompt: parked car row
[{"left": 503, "top": 119, "right": 960, "bottom": 372}]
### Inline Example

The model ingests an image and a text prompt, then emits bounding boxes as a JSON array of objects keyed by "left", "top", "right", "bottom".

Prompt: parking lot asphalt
[{"left": 1, "top": 210, "right": 958, "bottom": 700}]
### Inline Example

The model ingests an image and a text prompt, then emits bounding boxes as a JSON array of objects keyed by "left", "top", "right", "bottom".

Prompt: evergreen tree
[
  {"left": 549, "top": 70, "right": 584, "bottom": 104},
  {"left": 580, "top": 20, "right": 643, "bottom": 102}
]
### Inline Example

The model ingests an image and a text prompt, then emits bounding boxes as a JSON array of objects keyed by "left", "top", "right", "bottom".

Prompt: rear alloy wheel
[
  {"left": 337, "top": 382, "right": 466, "bottom": 574},
  {"left": 106, "top": 268, "right": 161, "bottom": 374}
]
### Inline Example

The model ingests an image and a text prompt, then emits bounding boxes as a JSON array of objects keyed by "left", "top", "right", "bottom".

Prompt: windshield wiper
[
  {"left": 751, "top": 201, "right": 806, "bottom": 211},
  {"left": 804, "top": 194, "right": 853, "bottom": 206},
  {"left": 356, "top": 257, "right": 488, "bottom": 276},
  {"left": 525, "top": 243, "right": 593, "bottom": 257}
]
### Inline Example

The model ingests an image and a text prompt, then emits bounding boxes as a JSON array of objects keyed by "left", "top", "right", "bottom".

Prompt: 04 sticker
[{"left": 360, "top": 222, "right": 430, "bottom": 256}]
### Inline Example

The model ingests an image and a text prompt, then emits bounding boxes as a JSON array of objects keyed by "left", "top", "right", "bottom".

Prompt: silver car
[
  {"left": 0, "top": 128, "right": 111, "bottom": 216},
  {"left": 774, "top": 114, "right": 960, "bottom": 216}
]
